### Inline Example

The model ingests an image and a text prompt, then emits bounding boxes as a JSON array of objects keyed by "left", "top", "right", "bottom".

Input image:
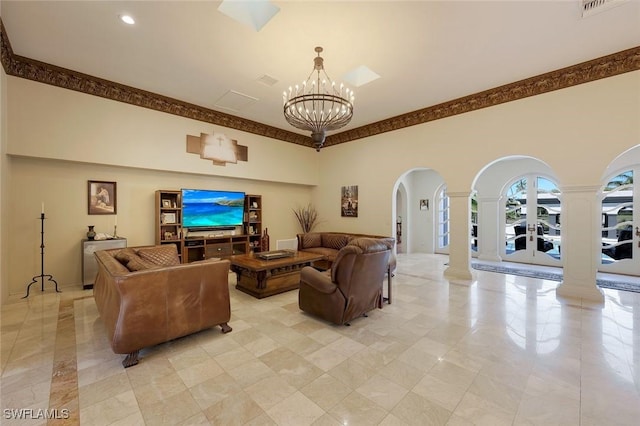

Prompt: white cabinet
[{"left": 82, "top": 238, "right": 127, "bottom": 289}]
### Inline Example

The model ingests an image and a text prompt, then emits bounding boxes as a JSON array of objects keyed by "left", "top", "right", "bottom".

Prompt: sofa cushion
[
  {"left": 114, "top": 248, "right": 157, "bottom": 272},
  {"left": 136, "top": 245, "right": 181, "bottom": 266},
  {"left": 321, "top": 233, "right": 350, "bottom": 251},
  {"left": 114, "top": 248, "right": 139, "bottom": 265},
  {"left": 301, "top": 246, "right": 340, "bottom": 260},
  {"left": 126, "top": 256, "right": 160, "bottom": 272},
  {"left": 300, "top": 233, "right": 322, "bottom": 249}
]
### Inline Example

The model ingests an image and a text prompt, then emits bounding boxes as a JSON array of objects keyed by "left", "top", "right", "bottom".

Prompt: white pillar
[
  {"left": 477, "top": 196, "right": 503, "bottom": 262},
  {"left": 556, "top": 185, "right": 604, "bottom": 303},
  {"left": 444, "top": 191, "right": 473, "bottom": 280}
]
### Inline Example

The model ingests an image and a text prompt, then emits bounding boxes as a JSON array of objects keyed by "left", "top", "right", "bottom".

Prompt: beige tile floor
[{"left": 1, "top": 253, "right": 640, "bottom": 425}]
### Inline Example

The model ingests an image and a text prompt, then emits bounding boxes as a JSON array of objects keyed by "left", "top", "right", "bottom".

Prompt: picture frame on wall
[
  {"left": 341, "top": 185, "right": 358, "bottom": 217},
  {"left": 88, "top": 180, "right": 117, "bottom": 215},
  {"left": 419, "top": 199, "right": 429, "bottom": 210}
]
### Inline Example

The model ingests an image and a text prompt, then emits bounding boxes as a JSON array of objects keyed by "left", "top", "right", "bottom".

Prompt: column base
[
  {"left": 444, "top": 265, "right": 473, "bottom": 281},
  {"left": 477, "top": 253, "right": 502, "bottom": 262},
  {"left": 556, "top": 280, "right": 604, "bottom": 304}
]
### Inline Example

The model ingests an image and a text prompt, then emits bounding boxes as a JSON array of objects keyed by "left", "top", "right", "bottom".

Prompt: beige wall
[
  {"left": 7, "top": 157, "right": 312, "bottom": 296},
  {"left": 6, "top": 77, "right": 319, "bottom": 186},
  {"left": 2, "top": 67, "right": 639, "bottom": 300},
  {"left": 1, "top": 65, "right": 8, "bottom": 304},
  {"left": 4, "top": 77, "right": 317, "bottom": 297},
  {"left": 314, "top": 70, "right": 640, "bottom": 237}
]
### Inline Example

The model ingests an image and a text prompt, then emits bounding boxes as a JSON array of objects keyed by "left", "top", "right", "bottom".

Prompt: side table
[{"left": 82, "top": 238, "right": 127, "bottom": 289}]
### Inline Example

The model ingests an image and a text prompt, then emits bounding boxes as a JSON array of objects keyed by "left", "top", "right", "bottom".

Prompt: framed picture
[
  {"left": 88, "top": 181, "right": 117, "bottom": 215},
  {"left": 419, "top": 199, "right": 429, "bottom": 210},
  {"left": 162, "top": 213, "right": 177, "bottom": 224},
  {"left": 162, "top": 199, "right": 171, "bottom": 208},
  {"left": 341, "top": 185, "right": 358, "bottom": 217}
]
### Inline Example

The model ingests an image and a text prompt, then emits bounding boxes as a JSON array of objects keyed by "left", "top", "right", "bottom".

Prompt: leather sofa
[
  {"left": 297, "top": 232, "right": 396, "bottom": 302},
  {"left": 299, "top": 238, "right": 392, "bottom": 325},
  {"left": 297, "top": 232, "right": 396, "bottom": 270},
  {"left": 93, "top": 245, "right": 232, "bottom": 367}
]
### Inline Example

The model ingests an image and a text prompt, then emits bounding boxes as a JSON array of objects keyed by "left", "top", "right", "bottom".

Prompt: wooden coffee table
[{"left": 229, "top": 251, "right": 325, "bottom": 299}]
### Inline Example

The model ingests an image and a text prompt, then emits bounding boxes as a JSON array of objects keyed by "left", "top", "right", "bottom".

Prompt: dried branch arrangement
[{"left": 293, "top": 204, "right": 319, "bottom": 233}]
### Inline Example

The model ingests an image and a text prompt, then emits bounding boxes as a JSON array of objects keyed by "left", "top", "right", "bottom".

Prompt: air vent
[
  {"left": 214, "top": 90, "right": 258, "bottom": 112},
  {"left": 257, "top": 74, "right": 278, "bottom": 87},
  {"left": 582, "top": 0, "right": 628, "bottom": 17}
]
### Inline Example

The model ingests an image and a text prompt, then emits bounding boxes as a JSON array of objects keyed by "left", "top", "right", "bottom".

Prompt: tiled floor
[{"left": 2, "top": 253, "right": 640, "bottom": 425}]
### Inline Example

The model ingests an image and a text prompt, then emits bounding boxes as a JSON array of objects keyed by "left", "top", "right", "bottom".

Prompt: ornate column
[
  {"left": 476, "top": 196, "right": 503, "bottom": 262},
  {"left": 444, "top": 191, "right": 473, "bottom": 280},
  {"left": 556, "top": 185, "right": 604, "bottom": 303}
]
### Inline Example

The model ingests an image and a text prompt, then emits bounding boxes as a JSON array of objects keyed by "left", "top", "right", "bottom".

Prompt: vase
[
  {"left": 87, "top": 225, "right": 96, "bottom": 240},
  {"left": 260, "top": 228, "right": 270, "bottom": 252}
]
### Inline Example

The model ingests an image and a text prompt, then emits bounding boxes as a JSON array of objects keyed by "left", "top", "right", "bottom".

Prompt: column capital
[
  {"left": 559, "top": 184, "right": 601, "bottom": 194},
  {"left": 446, "top": 191, "right": 472, "bottom": 198}
]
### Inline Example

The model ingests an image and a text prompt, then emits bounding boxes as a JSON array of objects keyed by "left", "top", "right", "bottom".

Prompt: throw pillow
[
  {"left": 322, "top": 233, "right": 350, "bottom": 250},
  {"left": 114, "top": 248, "right": 138, "bottom": 266},
  {"left": 137, "top": 245, "right": 181, "bottom": 266},
  {"left": 125, "top": 256, "right": 159, "bottom": 272},
  {"left": 301, "top": 233, "right": 321, "bottom": 248}
]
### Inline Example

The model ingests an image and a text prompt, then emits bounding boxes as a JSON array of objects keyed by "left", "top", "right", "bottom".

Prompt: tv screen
[{"left": 181, "top": 189, "right": 245, "bottom": 230}]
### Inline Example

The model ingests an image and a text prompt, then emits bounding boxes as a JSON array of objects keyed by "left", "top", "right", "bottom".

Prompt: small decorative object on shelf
[
  {"left": 261, "top": 228, "right": 270, "bottom": 252},
  {"left": 87, "top": 225, "right": 96, "bottom": 240}
]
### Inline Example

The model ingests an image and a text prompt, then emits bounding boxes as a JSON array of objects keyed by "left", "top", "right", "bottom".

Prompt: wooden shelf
[{"left": 155, "top": 190, "right": 265, "bottom": 262}]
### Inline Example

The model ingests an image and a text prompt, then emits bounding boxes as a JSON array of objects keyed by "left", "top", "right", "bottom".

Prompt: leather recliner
[{"left": 298, "top": 237, "right": 392, "bottom": 325}]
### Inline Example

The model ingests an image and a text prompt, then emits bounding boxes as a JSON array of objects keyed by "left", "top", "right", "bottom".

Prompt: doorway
[
  {"left": 600, "top": 168, "right": 638, "bottom": 276},
  {"left": 503, "top": 174, "right": 562, "bottom": 267}
]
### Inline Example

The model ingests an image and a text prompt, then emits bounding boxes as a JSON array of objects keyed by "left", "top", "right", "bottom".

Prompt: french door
[
  {"left": 600, "top": 169, "right": 639, "bottom": 275},
  {"left": 504, "top": 175, "right": 562, "bottom": 266}
]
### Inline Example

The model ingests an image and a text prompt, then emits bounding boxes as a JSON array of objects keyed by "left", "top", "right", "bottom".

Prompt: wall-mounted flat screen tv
[{"left": 181, "top": 189, "right": 245, "bottom": 230}]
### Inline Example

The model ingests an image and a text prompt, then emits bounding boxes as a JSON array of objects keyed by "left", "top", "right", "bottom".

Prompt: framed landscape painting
[{"left": 88, "top": 180, "right": 117, "bottom": 215}]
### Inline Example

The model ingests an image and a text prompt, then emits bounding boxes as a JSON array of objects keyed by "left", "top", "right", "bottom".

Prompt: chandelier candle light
[{"left": 283, "top": 47, "right": 354, "bottom": 151}]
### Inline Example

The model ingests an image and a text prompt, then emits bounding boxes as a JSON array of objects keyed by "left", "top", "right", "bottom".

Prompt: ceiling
[{"left": 2, "top": 0, "right": 640, "bottom": 143}]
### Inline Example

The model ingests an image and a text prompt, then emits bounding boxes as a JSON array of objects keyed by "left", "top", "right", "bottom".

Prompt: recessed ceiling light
[{"left": 119, "top": 14, "right": 135, "bottom": 25}]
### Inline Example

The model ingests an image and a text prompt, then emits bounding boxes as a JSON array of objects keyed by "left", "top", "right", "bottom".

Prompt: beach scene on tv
[{"left": 182, "top": 189, "right": 245, "bottom": 228}]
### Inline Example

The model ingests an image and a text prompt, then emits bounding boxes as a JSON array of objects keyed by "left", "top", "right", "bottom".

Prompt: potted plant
[{"left": 293, "top": 204, "right": 319, "bottom": 233}]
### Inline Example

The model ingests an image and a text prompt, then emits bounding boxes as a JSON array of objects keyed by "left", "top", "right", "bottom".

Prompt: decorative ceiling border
[
  {"left": 1, "top": 19, "right": 639, "bottom": 149},
  {"left": 324, "top": 45, "right": 640, "bottom": 147},
  {"left": 0, "top": 20, "right": 310, "bottom": 148}
]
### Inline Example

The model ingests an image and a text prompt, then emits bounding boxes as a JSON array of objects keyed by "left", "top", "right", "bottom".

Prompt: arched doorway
[
  {"left": 599, "top": 145, "right": 640, "bottom": 277},
  {"left": 600, "top": 167, "right": 639, "bottom": 276},
  {"left": 503, "top": 174, "right": 562, "bottom": 267},
  {"left": 472, "top": 156, "right": 561, "bottom": 267},
  {"left": 392, "top": 168, "right": 446, "bottom": 254}
]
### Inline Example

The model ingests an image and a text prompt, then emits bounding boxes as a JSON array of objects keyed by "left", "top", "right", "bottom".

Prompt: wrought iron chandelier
[{"left": 283, "top": 47, "right": 354, "bottom": 151}]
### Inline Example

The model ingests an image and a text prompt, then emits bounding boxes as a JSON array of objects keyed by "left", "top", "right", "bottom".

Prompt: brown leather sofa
[
  {"left": 297, "top": 232, "right": 396, "bottom": 302},
  {"left": 299, "top": 238, "right": 392, "bottom": 325},
  {"left": 93, "top": 245, "right": 232, "bottom": 367}
]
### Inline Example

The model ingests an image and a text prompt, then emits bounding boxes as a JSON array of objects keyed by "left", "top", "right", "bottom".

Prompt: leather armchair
[{"left": 298, "top": 238, "right": 392, "bottom": 325}]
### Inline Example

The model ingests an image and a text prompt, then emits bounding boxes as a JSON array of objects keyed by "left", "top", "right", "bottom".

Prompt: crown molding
[
  {"left": 1, "top": 19, "right": 638, "bottom": 149},
  {"left": 0, "top": 20, "right": 310, "bottom": 148},
  {"left": 324, "top": 45, "right": 640, "bottom": 147}
]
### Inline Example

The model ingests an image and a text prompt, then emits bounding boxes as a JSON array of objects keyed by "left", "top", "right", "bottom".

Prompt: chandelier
[{"left": 283, "top": 47, "right": 354, "bottom": 151}]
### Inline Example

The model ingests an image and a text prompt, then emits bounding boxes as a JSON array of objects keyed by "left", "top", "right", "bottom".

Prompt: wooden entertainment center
[{"left": 155, "top": 190, "right": 264, "bottom": 263}]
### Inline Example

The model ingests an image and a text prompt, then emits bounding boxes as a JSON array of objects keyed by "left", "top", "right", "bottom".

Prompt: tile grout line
[{"left": 46, "top": 295, "right": 92, "bottom": 425}]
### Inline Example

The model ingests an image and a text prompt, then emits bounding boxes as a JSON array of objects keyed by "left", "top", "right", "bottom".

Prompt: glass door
[
  {"left": 600, "top": 169, "right": 638, "bottom": 275},
  {"left": 436, "top": 185, "right": 449, "bottom": 253},
  {"left": 504, "top": 175, "right": 561, "bottom": 266}
]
